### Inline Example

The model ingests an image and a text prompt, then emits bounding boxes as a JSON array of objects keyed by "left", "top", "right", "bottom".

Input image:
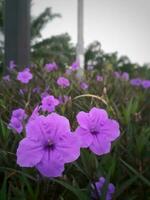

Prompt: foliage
[{"left": 0, "top": 63, "right": 150, "bottom": 200}]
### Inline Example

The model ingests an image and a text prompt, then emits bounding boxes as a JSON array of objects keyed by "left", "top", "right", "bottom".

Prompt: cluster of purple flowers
[
  {"left": 92, "top": 177, "right": 115, "bottom": 200},
  {"left": 130, "top": 78, "right": 150, "bottom": 89},
  {"left": 15, "top": 107, "right": 120, "bottom": 178},
  {"left": 17, "top": 68, "right": 33, "bottom": 84},
  {"left": 9, "top": 108, "right": 26, "bottom": 133}
]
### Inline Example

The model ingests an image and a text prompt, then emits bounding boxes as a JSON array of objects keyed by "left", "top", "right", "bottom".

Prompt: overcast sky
[{"left": 32, "top": 0, "right": 150, "bottom": 65}]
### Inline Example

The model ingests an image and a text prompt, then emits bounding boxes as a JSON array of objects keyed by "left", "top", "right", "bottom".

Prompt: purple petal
[
  {"left": 89, "top": 107, "right": 108, "bottom": 126},
  {"left": 36, "top": 150, "right": 64, "bottom": 177},
  {"left": 75, "top": 127, "right": 93, "bottom": 147},
  {"left": 55, "top": 133, "right": 80, "bottom": 163},
  {"left": 101, "top": 119, "right": 120, "bottom": 141},
  {"left": 76, "top": 111, "right": 89, "bottom": 129},
  {"left": 17, "top": 138, "right": 44, "bottom": 167},
  {"left": 89, "top": 135, "right": 111, "bottom": 155}
]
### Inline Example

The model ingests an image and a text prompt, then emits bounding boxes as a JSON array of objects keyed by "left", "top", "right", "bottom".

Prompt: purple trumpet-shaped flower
[
  {"left": 141, "top": 80, "right": 150, "bottom": 89},
  {"left": 121, "top": 72, "right": 129, "bottom": 81},
  {"left": 130, "top": 78, "right": 142, "bottom": 86},
  {"left": 75, "top": 107, "right": 120, "bottom": 155},
  {"left": 9, "top": 117, "right": 23, "bottom": 134},
  {"left": 9, "top": 60, "right": 16, "bottom": 70},
  {"left": 71, "top": 60, "right": 80, "bottom": 71},
  {"left": 16, "top": 113, "right": 80, "bottom": 177},
  {"left": 57, "top": 77, "right": 70, "bottom": 88},
  {"left": 9, "top": 108, "right": 26, "bottom": 134},
  {"left": 80, "top": 82, "right": 89, "bottom": 90},
  {"left": 96, "top": 75, "right": 103, "bottom": 82},
  {"left": 91, "top": 177, "right": 115, "bottom": 200},
  {"left": 44, "top": 62, "right": 58, "bottom": 72},
  {"left": 17, "top": 68, "right": 33, "bottom": 84},
  {"left": 41, "top": 95, "right": 59, "bottom": 112},
  {"left": 3, "top": 75, "right": 10, "bottom": 81}
]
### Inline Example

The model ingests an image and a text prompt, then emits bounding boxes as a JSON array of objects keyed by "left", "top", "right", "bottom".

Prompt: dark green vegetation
[{"left": 0, "top": 64, "right": 150, "bottom": 200}]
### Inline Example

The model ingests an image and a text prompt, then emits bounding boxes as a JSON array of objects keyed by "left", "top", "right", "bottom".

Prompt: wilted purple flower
[
  {"left": 121, "top": 72, "right": 129, "bottom": 81},
  {"left": 32, "top": 87, "right": 40, "bottom": 94},
  {"left": 96, "top": 75, "right": 103, "bottom": 82},
  {"left": 16, "top": 113, "right": 80, "bottom": 177},
  {"left": 17, "top": 68, "right": 33, "bottom": 84},
  {"left": 141, "top": 80, "right": 150, "bottom": 89},
  {"left": 41, "top": 95, "right": 59, "bottom": 112},
  {"left": 113, "top": 71, "right": 121, "bottom": 79},
  {"left": 9, "top": 60, "right": 16, "bottom": 70},
  {"left": 58, "top": 95, "right": 71, "bottom": 105},
  {"left": 87, "top": 65, "right": 94, "bottom": 71},
  {"left": 80, "top": 82, "right": 89, "bottom": 90},
  {"left": 92, "top": 177, "right": 115, "bottom": 200},
  {"left": 9, "top": 117, "right": 23, "bottom": 134},
  {"left": 130, "top": 78, "right": 142, "bottom": 86},
  {"left": 44, "top": 62, "right": 58, "bottom": 72},
  {"left": 65, "top": 68, "right": 72, "bottom": 75},
  {"left": 28, "top": 106, "right": 40, "bottom": 122},
  {"left": 57, "top": 77, "right": 70, "bottom": 88},
  {"left": 3, "top": 75, "right": 10, "bottom": 81},
  {"left": 71, "top": 60, "right": 79, "bottom": 71},
  {"left": 75, "top": 107, "right": 120, "bottom": 155}
]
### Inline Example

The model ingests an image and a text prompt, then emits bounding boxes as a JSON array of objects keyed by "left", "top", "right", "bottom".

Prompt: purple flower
[
  {"left": 121, "top": 72, "right": 129, "bottom": 81},
  {"left": 44, "top": 62, "right": 58, "bottom": 72},
  {"left": 92, "top": 177, "right": 115, "bottom": 200},
  {"left": 113, "top": 71, "right": 121, "bottom": 79},
  {"left": 9, "top": 60, "right": 16, "bottom": 70},
  {"left": 9, "top": 117, "right": 23, "bottom": 134},
  {"left": 57, "top": 77, "right": 70, "bottom": 88},
  {"left": 17, "top": 68, "right": 33, "bottom": 84},
  {"left": 80, "top": 82, "right": 89, "bottom": 90},
  {"left": 75, "top": 107, "right": 120, "bottom": 155},
  {"left": 71, "top": 60, "right": 79, "bottom": 71},
  {"left": 65, "top": 68, "right": 72, "bottom": 75},
  {"left": 12, "top": 108, "right": 26, "bottom": 121},
  {"left": 141, "top": 80, "right": 150, "bottom": 89},
  {"left": 2, "top": 75, "right": 10, "bottom": 81},
  {"left": 130, "top": 78, "right": 142, "bottom": 86},
  {"left": 32, "top": 87, "right": 40, "bottom": 94},
  {"left": 96, "top": 75, "right": 103, "bottom": 82},
  {"left": 16, "top": 113, "right": 80, "bottom": 177},
  {"left": 41, "top": 95, "right": 59, "bottom": 112},
  {"left": 9, "top": 108, "right": 26, "bottom": 134}
]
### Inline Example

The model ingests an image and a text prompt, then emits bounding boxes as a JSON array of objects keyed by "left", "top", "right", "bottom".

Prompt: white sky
[{"left": 32, "top": 0, "right": 150, "bottom": 65}]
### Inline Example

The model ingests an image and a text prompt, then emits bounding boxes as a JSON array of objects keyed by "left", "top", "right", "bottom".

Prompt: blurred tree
[
  {"left": 32, "top": 33, "right": 76, "bottom": 66},
  {"left": 0, "top": 1, "right": 61, "bottom": 66}
]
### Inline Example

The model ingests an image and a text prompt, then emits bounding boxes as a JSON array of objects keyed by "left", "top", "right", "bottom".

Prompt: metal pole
[
  {"left": 5, "top": 0, "right": 30, "bottom": 67},
  {"left": 77, "top": 0, "right": 84, "bottom": 75}
]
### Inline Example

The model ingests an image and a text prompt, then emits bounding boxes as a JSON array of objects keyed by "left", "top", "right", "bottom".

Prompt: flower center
[
  {"left": 44, "top": 140, "right": 55, "bottom": 150},
  {"left": 91, "top": 130, "right": 99, "bottom": 135}
]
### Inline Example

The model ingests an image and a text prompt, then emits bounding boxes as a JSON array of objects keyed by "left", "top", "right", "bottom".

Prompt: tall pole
[
  {"left": 5, "top": 0, "right": 30, "bottom": 67},
  {"left": 77, "top": 0, "right": 84, "bottom": 75}
]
